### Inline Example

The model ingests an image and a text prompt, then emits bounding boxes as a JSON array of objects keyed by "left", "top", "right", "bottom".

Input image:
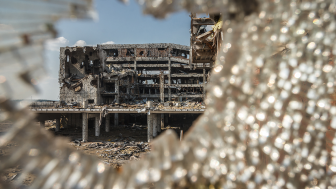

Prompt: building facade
[{"left": 59, "top": 43, "right": 211, "bottom": 108}]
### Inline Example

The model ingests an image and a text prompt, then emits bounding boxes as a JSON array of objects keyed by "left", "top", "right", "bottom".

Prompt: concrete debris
[
  {"left": 82, "top": 142, "right": 150, "bottom": 161},
  {"left": 56, "top": 43, "right": 208, "bottom": 109}
]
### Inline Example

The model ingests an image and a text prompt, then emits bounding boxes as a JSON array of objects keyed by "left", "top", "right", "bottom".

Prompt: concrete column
[
  {"left": 153, "top": 114, "right": 158, "bottom": 137},
  {"left": 40, "top": 120, "right": 45, "bottom": 128},
  {"left": 83, "top": 99, "right": 88, "bottom": 108},
  {"left": 161, "top": 114, "right": 165, "bottom": 129},
  {"left": 127, "top": 77, "right": 130, "bottom": 100},
  {"left": 115, "top": 80, "right": 120, "bottom": 103},
  {"left": 114, "top": 113, "right": 119, "bottom": 126},
  {"left": 168, "top": 58, "right": 171, "bottom": 101},
  {"left": 203, "top": 69, "right": 206, "bottom": 100},
  {"left": 147, "top": 114, "right": 153, "bottom": 142},
  {"left": 56, "top": 118, "right": 60, "bottom": 132},
  {"left": 95, "top": 115, "right": 100, "bottom": 137},
  {"left": 82, "top": 113, "right": 88, "bottom": 142},
  {"left": 105, "top": 114, "right": 110, "bottom": 132},
  {"left": 160, "top": 72, "right": 164, "bottom": 103},
  {"left": 158, "top": 114, "right": 162, "bottom": 132}
]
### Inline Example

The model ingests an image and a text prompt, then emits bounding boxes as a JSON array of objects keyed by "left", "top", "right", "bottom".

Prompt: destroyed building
[
  {"left": 59, "top": 43, "right": 210, "bottom": 106},
  {"left": 32, "top": 14, "right": 221, "bottom": 142}
]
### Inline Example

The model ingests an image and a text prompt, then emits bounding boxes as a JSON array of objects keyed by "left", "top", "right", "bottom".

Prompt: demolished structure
[
  {"left": 59, "top": 43, "right": 209, "bottom": 106},
  {"left": 32, "top": 14, "right": 221, "bottom": 142}
]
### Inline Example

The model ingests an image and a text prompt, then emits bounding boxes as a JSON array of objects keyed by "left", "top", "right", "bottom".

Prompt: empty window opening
[
  {"left": 89, "top": 52, "right": 92, "bottom": 56},
  {"left": 120, "top": 87, "right": 127, "bottom": 93},
  {"left": 88, "top": 99, "right": 94, "bottom": 104},
  {"left": 105, "top": 83, "right": 115, "bottom": 92},
  {"left": 90, "top": 80, "right": 97, "bottom": 87},
  {"left": 139, "top": 51, "right": 144, "bottom": 56},
  {"left": 71, "top": 56, "right": 77, "bottom": 64},
  {"left": 158, "top": 48, "right": 166, "bottom": 51},
  {"left": 93, "top": 59, "right": 100, "bottom": 67},
  {"left": 67, "top": 55, "right": 69, "bottom": 62},
  {"left": 108, "top": 49, "right": 118, "bottom": 57},
  {"left": 126, "top": 49, "right": 134, "bottom": 56}
]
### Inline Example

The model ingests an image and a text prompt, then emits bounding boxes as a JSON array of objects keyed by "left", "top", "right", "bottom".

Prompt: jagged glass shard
[
  {"left": 2, "top": 0, "right": 336, "bottom": 188},
  {"left": 0, "top": 0, "right": 96, "bottom": 100}
]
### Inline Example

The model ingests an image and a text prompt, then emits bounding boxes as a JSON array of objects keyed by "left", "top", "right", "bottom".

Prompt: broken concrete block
[{"left": 164, "top": 102, "right": 172, "bottom": 107}]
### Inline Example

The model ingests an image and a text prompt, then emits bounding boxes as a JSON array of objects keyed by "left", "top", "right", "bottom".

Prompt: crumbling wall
[
  {"left": 59, "top": 46, "right": 102, "bottom": 106},
  {"left": 60, "top": 75, "right": 98, "bottom": 106},
  {"left": 59, "top": 43, "right": 208, "bottom": 106}
]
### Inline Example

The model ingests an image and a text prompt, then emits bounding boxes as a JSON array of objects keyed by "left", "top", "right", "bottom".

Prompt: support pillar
[
  {"left": 56, "top": 118, "right": 60, "bottom": 132},
  {"left": 114, "top": 113, "right": 119, "bottom": 126},
  {"left": 158, "top": 114, "right": 162, "bottom": 132},
  {"left": 105, "top": 114, "right": 110, "bottom": 132},
  {"left": 153, "top": 114, "right": 158, "bottom": 137},
  {"left": 147, "top": 114, "right": 153, "bottom": 142},
  {"left": 95, "top": 114, "right": 100, "bottom": 137},
  {"left": 168, "top": 58, "right": 171, "bottom": 101},
  {"left": 160, "top": 71, "right": 164, "bottom": 103},
  {"left": 203, "top": 69, "right": 206, "bottom": 100},
  {"left": 115, "top": 80, "right": 120, "bottom": 103},
  {"left": 82, "top": 113, "right": 88, "bottom": 142}
]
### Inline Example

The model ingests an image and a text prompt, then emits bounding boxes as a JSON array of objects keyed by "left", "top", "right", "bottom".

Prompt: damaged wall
[{"left": 59, "top": 43, "right": 211, "bottom": 107}]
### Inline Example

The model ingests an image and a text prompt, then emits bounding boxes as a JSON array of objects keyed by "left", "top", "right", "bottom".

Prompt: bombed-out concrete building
[
  {"left": 31, "top": 14, "right": 222, "bottom": 142},
  {"left": 59, "top": 43, "right": 209, "bottom": 106}
]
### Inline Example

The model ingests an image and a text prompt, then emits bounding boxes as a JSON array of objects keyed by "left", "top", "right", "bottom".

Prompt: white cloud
[
  {"left": 73, "top": 40, "right": 87, "bottom": 47},
  {"left": 45, "top": 37, "right": 69, "bottom": 51},
  {"left": 102, "top": 41, "right": 115, "bottom": 45}
]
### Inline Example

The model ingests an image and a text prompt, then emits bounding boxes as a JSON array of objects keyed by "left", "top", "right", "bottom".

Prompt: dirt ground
[{"left": 0, "top": 119, "right": 185, "bottom": 187}]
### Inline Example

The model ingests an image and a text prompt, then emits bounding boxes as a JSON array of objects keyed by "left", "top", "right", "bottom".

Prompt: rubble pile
[
  {"left": 156, "top": 101, "right": 205, "bottom": 110},
  {"left": 82, "top": 142, "right": 150, "bottom": 162}
]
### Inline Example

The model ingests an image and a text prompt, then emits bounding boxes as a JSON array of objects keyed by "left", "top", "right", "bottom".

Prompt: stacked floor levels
[
  {"left": 59, "top": 43, "right": 211, "bottom": 106},
  {"left": 32, "top": 43, "right": 211, "bottom": 142}
]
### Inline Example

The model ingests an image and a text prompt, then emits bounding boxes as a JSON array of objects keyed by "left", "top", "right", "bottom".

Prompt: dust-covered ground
[{"left": 0, "top": 119, "right": 187, "bottom": 187}]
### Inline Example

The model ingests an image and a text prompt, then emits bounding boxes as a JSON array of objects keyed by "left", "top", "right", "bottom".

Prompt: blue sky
[{"left": 34, "top": 0, "right": 191, "bottom": 100}]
